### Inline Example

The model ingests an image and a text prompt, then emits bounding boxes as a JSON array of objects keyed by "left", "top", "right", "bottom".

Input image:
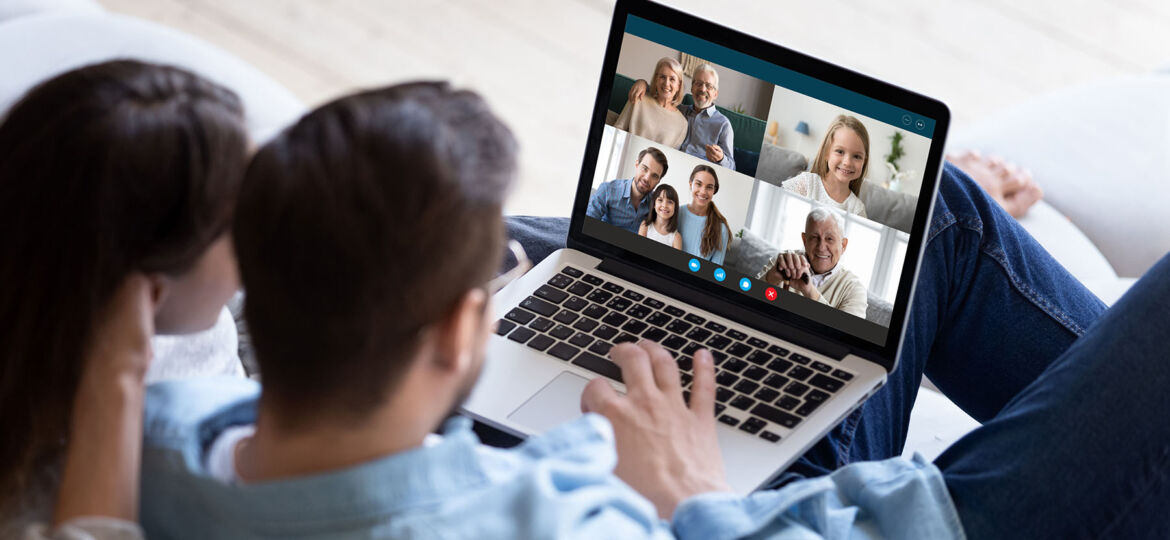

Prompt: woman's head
[
  {"left": 645, "top": 184, "right": 680, "bottom": 232},
  {"left": 810, "top": 115, "right": 870, "bottom": 196},
  {"left": 688, "top": 165, "right": 729, "bottom": 257},
  {"left": 0, "top": 60, "right": 247, "bottom": 500},
  {"left": 649, "top": 57, "right": 685, "bottom": 107}
]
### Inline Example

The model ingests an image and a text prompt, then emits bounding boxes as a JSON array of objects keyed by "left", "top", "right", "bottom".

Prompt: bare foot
[{"left": 947, "top": 150, "right": 1043, "bottom": 218}]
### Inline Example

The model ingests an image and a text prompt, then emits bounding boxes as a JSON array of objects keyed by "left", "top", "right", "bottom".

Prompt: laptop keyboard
[{"left": 495, "top": 266, "right": 856, "bottom": 444}]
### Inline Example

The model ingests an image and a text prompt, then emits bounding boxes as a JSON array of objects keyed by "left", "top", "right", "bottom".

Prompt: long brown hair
[
  {"left": 643, "top": 183, "right": 680, "bottom": 233},
  {"left": 690, "top": 165, "right": 730, "bottom": 257},
  {"left": 0, "top": 61, "right": 246, "bottom": 508},
  {"left": 809, "top": 114, "right": 870, "bottom": 196}
]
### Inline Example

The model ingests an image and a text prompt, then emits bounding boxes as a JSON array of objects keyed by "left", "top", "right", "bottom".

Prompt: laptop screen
[{"left": 576, "top": 9, "right": 946, "bottom": 351}]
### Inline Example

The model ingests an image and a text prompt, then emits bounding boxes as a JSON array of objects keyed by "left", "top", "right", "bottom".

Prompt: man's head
[
  {"left": 690, "top": 64, "right": 719, "bottom": 110},
  {"left": 631, "top": 147, "right": 668, "bottom": 200},
  {"left": 802, "top": 207, "right": 848, "bottom": 274},
  {"left": 234, "top": 82, "right": 516, "bottom": 430}
]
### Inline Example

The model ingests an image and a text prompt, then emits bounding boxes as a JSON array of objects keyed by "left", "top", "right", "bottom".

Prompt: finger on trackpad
[{"left": 508, "top": 371, "right": 592, "bottom": 433}]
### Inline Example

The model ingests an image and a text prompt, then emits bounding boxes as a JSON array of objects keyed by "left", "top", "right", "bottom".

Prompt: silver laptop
[{"left": 463, "top": 0, "right": 950, "bottom": 494}]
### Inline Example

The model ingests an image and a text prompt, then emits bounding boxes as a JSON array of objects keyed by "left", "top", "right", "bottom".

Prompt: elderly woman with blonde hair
[{"left": 614, "top": 57, "right": 688, "bottom": 147}]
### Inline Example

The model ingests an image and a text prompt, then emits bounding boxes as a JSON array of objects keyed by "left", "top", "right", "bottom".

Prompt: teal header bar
[{"left": 625, "top": 15, "right": 936, "bottom": 136}]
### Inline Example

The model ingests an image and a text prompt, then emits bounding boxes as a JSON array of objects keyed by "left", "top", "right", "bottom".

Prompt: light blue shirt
[
  {"left": 587, "top": 178, "right": 651, "bottom": 233},
  {"left": 680, "top": 104, "right": 735, "bottom": 171},
  {"left": 139, "top": 377, "right": 964, "bottom": 539},
  {"left": 678, "top": 204, "right": 730, "bottom": 265}
]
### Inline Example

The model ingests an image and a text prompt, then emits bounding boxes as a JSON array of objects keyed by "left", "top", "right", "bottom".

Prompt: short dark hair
[
  {"left": 0, "top": 60, "right": 246, "bottom": 502},
  {"left": 235, "top": 82, "right": 517, "bottom": 427},
  {"left": 637, "top": 146, "right": 669, "bottom": 178}
]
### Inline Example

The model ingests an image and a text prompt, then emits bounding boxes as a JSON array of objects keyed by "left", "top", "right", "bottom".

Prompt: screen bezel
[{"left": 567, "top": 0, "right": 950, "bottom": 372}]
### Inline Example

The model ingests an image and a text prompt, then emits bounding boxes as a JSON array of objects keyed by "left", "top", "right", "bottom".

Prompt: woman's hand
[
  {"left": 581, "top": 341, "right": 732, "bottom": 519},
  {"left": 85, "top": 273, "right": 156, "bottom": 380}
]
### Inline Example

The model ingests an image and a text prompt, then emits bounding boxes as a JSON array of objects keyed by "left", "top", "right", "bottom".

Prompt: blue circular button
[
  {"left": 688, "top": 258, "right": 701, "bottom": 272},
  {"left": 713, "top": 268, "right": 726, "bottom": 282},
  {"left": 739, "top": 277, "right": 752, "bottom": 291}
]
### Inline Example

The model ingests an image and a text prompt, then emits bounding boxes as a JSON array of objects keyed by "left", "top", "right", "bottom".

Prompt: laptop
[{"left": 463, "top": 0, "right": 950, "bottom": 494}]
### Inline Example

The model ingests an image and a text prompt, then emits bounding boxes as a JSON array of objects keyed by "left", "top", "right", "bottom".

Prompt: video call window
[{"left": 585, "top": 20, "right": 939, "bottom": 342}]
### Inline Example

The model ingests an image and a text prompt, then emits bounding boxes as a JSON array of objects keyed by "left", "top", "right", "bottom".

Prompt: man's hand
[
  {"left": 704, "top": 144, "right": 724, "bottom": 163},
  {"left": 581, "top": 341, "right": 731, "bottom": 519},
  {"left": 628, "top": 79, "right": 648, "bottom": 104},
  {"left": 773, "top": 252, "right": 816, "bottom": 298}
]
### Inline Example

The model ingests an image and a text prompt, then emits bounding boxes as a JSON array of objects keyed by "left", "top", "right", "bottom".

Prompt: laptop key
[
  {"left": 811, "top": 361, "right": 833, "bottom": 374},
  {"left": 506, "top": 326, "right": 535, "bottom": 344},
  {"left": 789, "top": 353, "right": 811, "bottom": 365},
  {"left": 567, "top": 282, "right": 593, "bottom": 296},
  {"left": 718, "top": 414, "right": 739, "bottom": 427},
  {"left": 613, "top": 333, "right": 638, "bottom": 344},
  {"left": 553, "top": 310, "right": 579, "bottom": 324},
  {"left": 622, "top": 290, "right": 644, "bottom": 302},
  {"left": 642, "top": 327, "right": 668, "bottom": 342},
  {"left": 626, "top": 304, "right": 652, "bottom": 319},
  {"left": 715, "top": 387, "right": 734, "bottom": 403},
  {"left": 534, "top": 285, "right": 568, "bottom": 304},
  {"left": 521, "top": 296, "right": 558, "bottom": 317},
  {"left": 528, "top": 318, "right": 554, "bottom": 332},
  {"left": 505, "top": 308, "right": 536, "bottom": 324},
  {"left": 588, "top": 341, "right": 612, "bottom": 356},
  {"left": 788, "top": 365, "right": 814, "bottom": 381},
  {"left": 759, "top": 431, "right": 781, "bottom": 443},
  {"left": 733, "top": 380, "right": 760, "bottom": 395},
  {"left": 767, "top": 358, "right": 794, "bottom": 373},
  {"left": 681, "top": 342, "right": 702, "bottom": 356},
  {"left": 723, "top": 359, "right": 748, "bottom": 373},
  {"left": 646, "top": 312, "right": 672, "bottom": 327},
  {"left": 714, "top": 404, "right": 727, "bottom": 415},
  {"left": 784, "top": 381, "right": 810, "bottom": 397},
  {"left": 592, "top": 325, "right": 618, "bottom": 340},
  {"left": 621, "top": 320, "right": 648, "bottom": 334},
  {"left": 705, "top": 335, "right": 732, "bottom": 350},
  {"left": 662, "top": 335, "right": 688, "bottom": 351},
  {"left": 495, "top": 319, "right": 516, "bottom": 336},
  {"left": 808, "top": 374, "right": 845, "bottom": 393},
  {"left": 572, "top": 318, "right": 599, "bottom": 332},
  {"left": 643, "top": 297, "right": 666, "bottom": 309},
  {"left": 684, "top": 313, "right": 706, "bottom": 325},
  {"left": 526, "top": 334, "right": 555, "bottom": 351},
  {"left": 581, "top": 274, "right": 603, "bottom": 286},
  {"left": 726, "top": 342, "right": 752, "bottom": 358},
  {"left": 751, "top": 403, "right": 801, "bottom": 428},
  {"left": 715, "top": 371, "right": 739, "bottom": 387},
  {"left": 767, "top": 345, "right": 790, "bottom": 357},
  {"left": 730, "top": 395, "right": 755, "bottom": 411},
  {"left": 680, "top": 373, "right": 693, "bottom": 386},
  {"left": 571, "top": 352, "right": 623, "bottom": 383},
  {"left": 563, "top": 296, "right": 588, "bottom": 312},
  {"left": 726, "top": 329, "right": 747, "bottom": 341},
  {"left": 686, "top": 327, "right": 712, "bottom": 342},
  {"left": 832, "top": 369, "right": 854, "bottom": 381},
  {"left": 739, "top": 417, "right": 766, "bottom": 434},
  {"left": 796, "top": 399, "right": 824, "bottom": 417},
  {"left": 775, "top": 395, "right": 801, "bottom": 410},
  {"left": 742, "top": 366, "right": 768, "bottom": 381},
  {"left": 746, "top": 350, "right": 771, "bottom": 365},
  {"left": 586, "top": 290, "right": 613, "bottom": 304},
  {"left": 676, "top": 356, "right": 693, "bottom": 371},
  {"left": 747, "top": 337, "right": 768, "bottom": 349},
  {"left": 602, "top": 282, "right": 624, "bottom": 294},
  {"left": 663, "top": 306, "right": 685, "bottom": 317},
  {"left": 754, "top": 388, "right": 780, "bottom": 403},
  {"left": 582, "top": 304, "right": 607, "bottom": 320},
  {"left": 665, "top": 319, "right": 692, "bottom": 334},
  {"left": 710, "top": 350, "right": 727, "bottom": 364},
  {"left": 568, "top": 333, "right": 594, "bottom": 348},
  {"left": 763, "top": 374, "right": 789, "bottom": 390},
  {"left": 547, "top": 274, "right": 574, "bottom": 289},
  {"left": 560, "top": 266, "right": 584, "bottom": 278},
  {"left": 550, "top": 325, "right": 574, "bottom": 340},
  {"left": 548, "top": 342, "right": 580, "bottom": 361},
  {"left": 704, "top": 321, "right": 727, "bottom": 332},
  {"left": 805, "top": 389, "right": 830, "bottom": 403},
  {"left": 606, "top": 297, "right": 632, "bottom": 311},
  {"left": 602, "top": 312, "right": 628, "bottom": 326}
]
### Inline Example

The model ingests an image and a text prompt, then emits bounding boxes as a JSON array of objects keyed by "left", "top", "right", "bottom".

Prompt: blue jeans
[{"left": 504, "top": 163, "right": 1170, "bottom": 538}]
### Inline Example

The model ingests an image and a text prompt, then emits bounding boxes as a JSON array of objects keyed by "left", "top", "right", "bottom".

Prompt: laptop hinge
[{"left": 597, "top": 257, "right": 849, "bottom": 361}]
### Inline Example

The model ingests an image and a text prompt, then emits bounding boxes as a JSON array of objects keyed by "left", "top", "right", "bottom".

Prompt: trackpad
[{"left": 508, "top": 371, "right": 591, "bottom": 433}]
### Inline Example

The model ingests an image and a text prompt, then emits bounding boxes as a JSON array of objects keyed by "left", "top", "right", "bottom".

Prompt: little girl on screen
[
  {"left": 783, "top": 114, "right": 870, "bottom": 218},
  {"left": 638, "top": 184, "right": 684, "bottom": 249}
]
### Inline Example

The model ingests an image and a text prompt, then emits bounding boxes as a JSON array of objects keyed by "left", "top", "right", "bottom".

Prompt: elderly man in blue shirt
[
  {"left": 586, "top": 146, "right": 668, "bottom": 232},
  {"left": 139, "top": 82, "right": 1170, "bottom": 539},
  {"left": 630, "top": 63, "right": 736, "bottom": 170}
]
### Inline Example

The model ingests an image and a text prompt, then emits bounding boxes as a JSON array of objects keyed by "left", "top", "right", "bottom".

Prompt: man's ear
[
  {"left": 841, "top": 237, "right": 848, "bottom": 252},
  {"left": 801, "top": 232, "right": 808, "bottom": 246},
  {"left": 433, "top": 288, "right": 489, "bottom": 373}
]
